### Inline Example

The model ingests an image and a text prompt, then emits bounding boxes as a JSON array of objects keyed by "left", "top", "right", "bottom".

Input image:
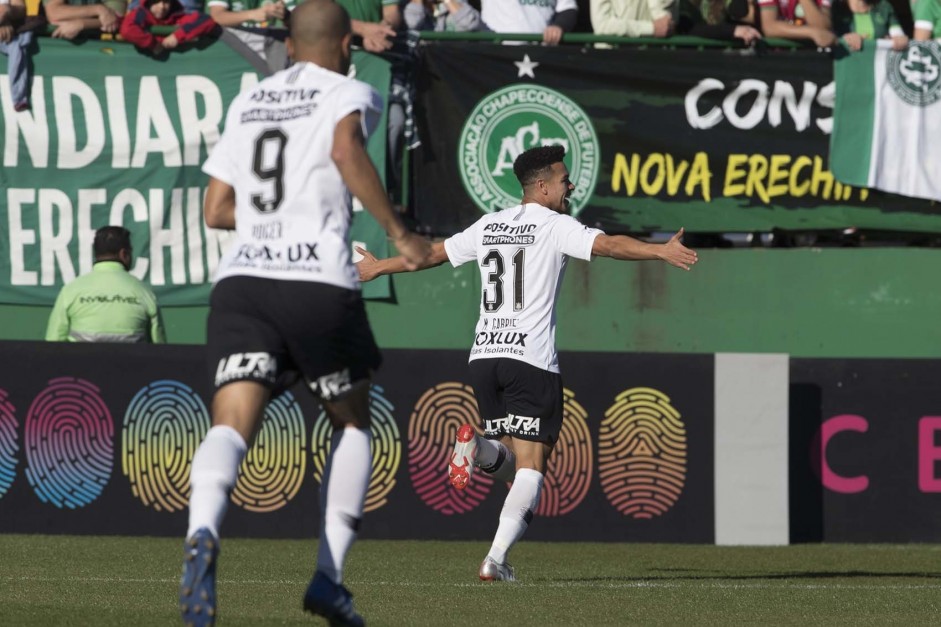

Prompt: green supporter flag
[
  {"left": 0, "top": 38, "right": 393, "bottom": 306},
  {"left": 830, "top": 41, "right": 941, "bottom": 203}
]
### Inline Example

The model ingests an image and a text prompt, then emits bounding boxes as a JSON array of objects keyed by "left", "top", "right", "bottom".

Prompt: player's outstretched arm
[
  {"left": 591, "top": 228, "right": 698, "bottom": 271},
  {"left": 355, "top": 242, "right": 450, "bottom": 282},
  {"left": 333, "top": 112, "right": 430, "bottom": 269}
]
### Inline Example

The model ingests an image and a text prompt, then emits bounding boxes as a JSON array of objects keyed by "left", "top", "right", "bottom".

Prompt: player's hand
[
  {"left": 361, "top": 21, "right": 395, "bottom": 52},
  {"left": 658, "top": 228, "right": 698, "bottom": 271},
  {"left": 543, "top": 24, "right": 563, "bottom": 45},
  {"left": 394, "top": 232, "right": 431, "bottom": 271},
  {"left": 354, "top": 246, "right": 382, "bottom": 282}
]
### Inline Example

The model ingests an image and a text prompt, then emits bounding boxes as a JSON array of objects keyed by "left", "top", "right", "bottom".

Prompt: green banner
[
  {"left": 411, "top": 44, "right": 941, "bottom": 235},
  {"left": 0, "top": 38, "right": 391, "bottom": 306}
]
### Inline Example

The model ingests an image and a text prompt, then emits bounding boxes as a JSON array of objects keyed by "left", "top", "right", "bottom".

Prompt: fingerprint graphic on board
[
  {"left": 311, "top": 385, "right": 400, "bottom": 512},
  {"left": 408, "top": 382, "right": 493, "bottom": 515},
  {"left": 599, "top": 387, "right": 687, "bottom": 519},
  {"left": 536, "top": 388, "right": 592, "bottom": 517},
  {"left": 0, "top": 391, "right": 18, "bottom": 500},
  {"left": 232, "top": 391, "right": 306, "bottom": 512},
  {"left": 25, "top": 378, "right": 114, "bottom": 509},
  {"left": 122, "top": 380, "right": 210, "bottom": 512}
]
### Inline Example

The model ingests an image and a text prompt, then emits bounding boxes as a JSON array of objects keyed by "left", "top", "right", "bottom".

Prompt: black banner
[
  {"left": 790, "top": 358, "right": 941, "bottom": 542},
  {"left": 0, "top": 342, "right": 714, "bottom": 542},
  {"left": 411, "top": 44, "right": 939, "bottom": 235}
]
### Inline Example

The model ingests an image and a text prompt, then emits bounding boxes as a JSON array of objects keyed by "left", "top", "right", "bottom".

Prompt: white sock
[
  {"left": 486, "top": 468, "right": 543, "bottom": 564},
  {"left": 186, "top": 425, "right": 247, "bottom": 540},
  {"left": 317, "top": 427, "right": 371, "bottom": 584},
  {"left": 475, "top": 437, "right": 517, "bottom": 483}
]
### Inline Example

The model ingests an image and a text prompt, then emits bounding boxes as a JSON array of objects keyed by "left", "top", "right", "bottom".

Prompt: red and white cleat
[{"left": 448, "top": 424, "right": 478, "bottom": 490}]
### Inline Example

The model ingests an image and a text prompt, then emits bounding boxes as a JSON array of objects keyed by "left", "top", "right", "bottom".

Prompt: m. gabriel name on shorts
[{"left": 474, "top": 331, "right": 527, "bottom": 347}]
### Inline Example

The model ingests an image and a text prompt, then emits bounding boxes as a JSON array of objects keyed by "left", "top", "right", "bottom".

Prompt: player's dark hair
[
  {"left": 93, "top": 226, "right": 132, "bottom": 259},
  {"left": 513, "top": 145, "right": 566, "bottom": 187}
]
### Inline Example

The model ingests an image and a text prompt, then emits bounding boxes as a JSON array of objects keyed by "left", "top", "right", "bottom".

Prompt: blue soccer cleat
[
  {"left": 303, "top": 570, "right": 365, "bottom": 627},
  {"left": 179, "top": 527, "right": 219, "bottom": 627}
]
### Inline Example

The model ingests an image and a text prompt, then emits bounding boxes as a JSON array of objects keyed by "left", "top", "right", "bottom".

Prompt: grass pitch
[{"left": 1, "top": 535, "right": 940, "bottom": 626}]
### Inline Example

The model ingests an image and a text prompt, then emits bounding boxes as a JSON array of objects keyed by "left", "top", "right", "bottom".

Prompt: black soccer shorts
[
  {"left": 207, "top": 276, "right": 381, "bottom": 401},
  {"left": 467, "top": 357, "right": 564, "bottom": 444}
]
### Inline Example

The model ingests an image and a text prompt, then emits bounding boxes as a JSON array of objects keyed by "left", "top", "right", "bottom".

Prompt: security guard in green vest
[{"left": 45, "top": 226, "right": 166, "bottom": 343}]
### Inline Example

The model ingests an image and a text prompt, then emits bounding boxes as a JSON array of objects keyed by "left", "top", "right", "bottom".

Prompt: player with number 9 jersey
[{"left": 203, "top": 62, "right": 382, "bottom": 289}]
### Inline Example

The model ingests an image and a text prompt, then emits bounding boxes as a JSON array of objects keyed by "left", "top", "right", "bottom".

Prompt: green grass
[{"left": 2, "top": 535, "right": 941, "bottom": 626}]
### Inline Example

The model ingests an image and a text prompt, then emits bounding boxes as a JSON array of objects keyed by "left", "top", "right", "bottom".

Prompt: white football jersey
[
  {"left": 203, "top": 61, "right": 382, "bottom": 289},
  {"left": 445, "top": 203, "right": 602, "bottom": 373},
  {"left": 481, "top": 0, "right": 578, "bottom": 33}
]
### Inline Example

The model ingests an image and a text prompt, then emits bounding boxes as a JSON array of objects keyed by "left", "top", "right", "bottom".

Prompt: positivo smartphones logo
[{"left": 458, "top": 84, "right": 600, "bottom": 216}]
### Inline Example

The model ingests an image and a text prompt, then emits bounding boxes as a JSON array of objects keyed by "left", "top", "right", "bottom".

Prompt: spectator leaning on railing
[
  {"left": 0, "top": 0, "right": 34, "bottom": 111},
  {"left": 207, "top": 0, "right": 293, "bottom": 71},
  {"left": 120, "top": 0, "right": 217, "bottom": 54},
  {"left": 43, "top": 0, "right": 125, "bottom": 39},
  {"left": 756, "top": 0, "right": 836, "bottom": 46},
  {"left": 913, "top": 0, "right": 940, "bottom": 39},
  {"left": 337, "top": 0, "right": 399, "bottom": 51},
  {"left": 677, "top": 0, "right": 763, "bottom": 45},
  {"left": 403, "top": 0, "right": 480, "bottom": 31},
  {"left": 590, "top": 0, "right": 675, "bottom": 38},
  {"left": 481, "top": 0, "right": 579, "bottom": 45},
  {"left": 832, "top": 0, "right": 907, "bottom": 51}
]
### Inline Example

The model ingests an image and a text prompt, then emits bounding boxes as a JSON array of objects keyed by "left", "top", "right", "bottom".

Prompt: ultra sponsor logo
[
  {"left": 458, "top": 84, "right": 600, "bottom": 216},
  {"left": 215, "top": 352, "right": 277, "bottom": 386},
  {"left": 485, "top": 414, "right": 541, "bottom": 438},
  {"left": 887, "top": 42, "right": 941, "bottom": 107}
]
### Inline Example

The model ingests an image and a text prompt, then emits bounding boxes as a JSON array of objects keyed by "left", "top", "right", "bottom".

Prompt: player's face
[{"left": 545, "top": 161, "right": 575, "bottom": 213}]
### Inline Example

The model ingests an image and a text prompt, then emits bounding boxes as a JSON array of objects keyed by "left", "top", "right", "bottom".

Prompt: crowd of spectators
[
  {"left": 4, "top": 0, "right": 938, "bottom": 248},
  {"left": 6, "top": 0, "right": 931, "bottom": 71}
]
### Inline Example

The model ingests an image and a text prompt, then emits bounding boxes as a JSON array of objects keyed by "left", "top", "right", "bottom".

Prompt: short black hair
[
  {"left": 513, "top": 145, "right": 566, "bottom": 187},
  {"left": 93, "top": 226, "right": 132, "bottom": 259}
]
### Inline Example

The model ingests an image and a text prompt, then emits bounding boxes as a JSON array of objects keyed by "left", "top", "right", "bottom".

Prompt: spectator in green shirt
[
  {"left": 914, "top": 0, "right": 941, "bottom": 39},
  {"left": 45, "top": 226, "right": 166, "bottom": 344},
  {"left": 336, "top": 0, "right": 399, "bottom": 51},
  {"left": 833, "top": 0, "right": 907, "bottom": 50}
]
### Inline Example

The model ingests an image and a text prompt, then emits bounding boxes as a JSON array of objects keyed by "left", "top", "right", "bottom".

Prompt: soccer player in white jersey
[
  {"left": 356, "top": 145, "right": 696, "bottom": 581},
  {"left": 178, "top": 2, "right": 430, "bottom": 625}
]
